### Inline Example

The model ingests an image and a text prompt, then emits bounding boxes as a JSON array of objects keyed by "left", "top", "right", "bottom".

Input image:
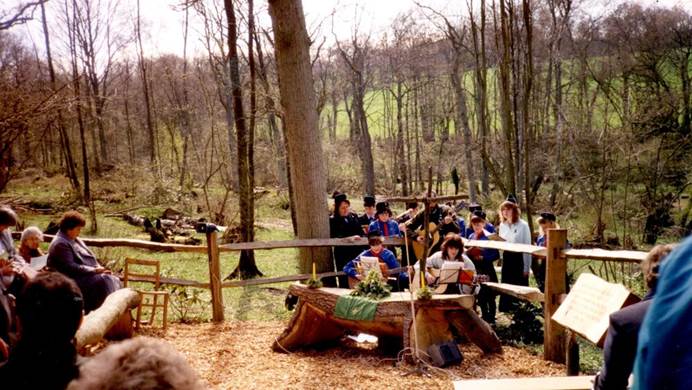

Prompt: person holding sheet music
[
  {"left": 497, "top": 198, "right": 532, "bottom": 312},
  {"left": 18, "top": 227, "right": 44, "bottom": 264},
  {"left": 465, "top": 212, "right": 500, "bottom": 324},
  {"left": 343, "top": 230, "right": 407, "bottom": 290},
  {"left": 412, "top": 234, "right": 477, "bottom": 295}
]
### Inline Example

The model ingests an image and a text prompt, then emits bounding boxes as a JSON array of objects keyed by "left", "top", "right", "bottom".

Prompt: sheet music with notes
[{"left": 359, "top": 256, "right": 382, "bottom": 277}]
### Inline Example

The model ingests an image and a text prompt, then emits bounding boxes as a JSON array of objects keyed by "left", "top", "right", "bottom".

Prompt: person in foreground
[
  {"left": 67, "top": 336, "right": 205, "bottom": 390},
  {"left": 592, "top": 244, "right": 675, "bottom": 390},
  {"left": 412, "top": 234, "right": 477, "bottom": 295},
  {"left": 47, "top": 211, "right": 121, "bottom": 313},
  {"left": 632, "top": 235, "right": 692, "bottom": 390},
  {"left": 0, "top": 272, "right": 84, "bottom": 390},
  {"left": 343, "top": 230, "right": 407, "bottom": 290}
]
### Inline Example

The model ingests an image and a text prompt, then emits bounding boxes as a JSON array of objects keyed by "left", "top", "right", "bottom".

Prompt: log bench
[
  {"left": 75, "top": 288, "right": 142, "bottom": 349},
  {"left": 273, "top": 283, "right": 502, "bottom": 360}
]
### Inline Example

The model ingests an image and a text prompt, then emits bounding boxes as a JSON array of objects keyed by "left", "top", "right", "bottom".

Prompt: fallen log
[{"left": 75, "top": 288, "right": 141, "bottom": 349}]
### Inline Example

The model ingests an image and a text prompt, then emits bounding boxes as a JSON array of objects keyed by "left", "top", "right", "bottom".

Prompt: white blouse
[{"left": 499, "top": 219, "right": 532, "bottom": 273}]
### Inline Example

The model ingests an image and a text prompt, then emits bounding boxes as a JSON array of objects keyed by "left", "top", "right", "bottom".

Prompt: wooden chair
[{"left": 123, "top": 258, "right": 170, "bottom": 330}]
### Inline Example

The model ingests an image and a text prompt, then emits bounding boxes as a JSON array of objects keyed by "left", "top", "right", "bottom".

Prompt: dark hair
[
  {"left": 16, "top": 272, "right": 83, "bottom": 342},
  {"left": 441, "top": 234, "right": 464, "bottom": 260},
  {"left": 59, "top": 211, "right": 87, "bottom": 233},
  {"left": 642, "top": 244, "right": 675, "bottom": 291},
  {"left": 0, "top": 206, "right": 18, "bottom": 226}
]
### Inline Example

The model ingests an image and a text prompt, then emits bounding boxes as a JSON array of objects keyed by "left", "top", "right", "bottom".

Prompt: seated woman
[
  {"left": 343, "top": 230, "right": 407, "bottom": 291},
  {"left": 465, "top": 212, "right": 500, "bottom": 324},
  {"left": 18, "top": 226, "right": 44, "bottom": 263},
  {"left": 47, "top": 211, "right": 121, "bottom": 313},
  {"left": 412, "top": 234, "right": 477, "bottom": 295}
]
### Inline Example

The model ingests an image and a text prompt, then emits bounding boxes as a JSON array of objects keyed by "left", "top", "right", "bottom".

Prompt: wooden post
[
  {"left": 419, "top": 167, "right": 434, "bottom": 284},
  {"left": 544, "top": 228, "right": 567, "bottom": 362},
  {"left": 207, "top": 230, "right": 224, "bottom": 322}
]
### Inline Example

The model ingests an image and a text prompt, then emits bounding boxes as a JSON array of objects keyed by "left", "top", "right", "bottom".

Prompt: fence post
[
  {"left": 544, "top": 228, "right": 567, "bottom": 363},
  {"left": 206, "top": 230, "right": 225, "bottom": 322}
]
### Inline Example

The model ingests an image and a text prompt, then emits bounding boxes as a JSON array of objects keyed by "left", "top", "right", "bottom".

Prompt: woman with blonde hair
[
  {"left": 497, "top": 198, "right": 531, "bottom": 312},
  {"left": 18, "top": 226, "right": 44, "bottom": 263}
]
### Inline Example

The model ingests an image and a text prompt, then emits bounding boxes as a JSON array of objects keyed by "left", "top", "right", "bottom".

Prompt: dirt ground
[{"left": 141, "top": 321, "right": 566, "bottom": 390}]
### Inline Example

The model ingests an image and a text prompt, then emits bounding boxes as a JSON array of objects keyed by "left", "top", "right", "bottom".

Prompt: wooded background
[{"left": 1, "top": 0, "right": 690, "bottom": 254}]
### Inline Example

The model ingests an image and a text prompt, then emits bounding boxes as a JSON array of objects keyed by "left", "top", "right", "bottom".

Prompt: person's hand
[
  {"left": 425, "top": 273, "right": 436, "bottom": 285},
  {"left": 444, "top": 215, "right": 453, "bottom": 225},
  {"left": 355, "top": 274, "right": 364, "bottom": 281},
  {"left": 348, "top": 235, "right": 363, "bottom": 242},
  {"left": 416, "top": 236, "right": 424, "bottom": 243},
  {"left": 398, "top": 223, "right": 406, "bottom": 232},
  {"left": 95, "top": 267, "right": 111, "bottom": 274},
  {"left": 0, "top": 259, "right": 14, "bottom": 276}
]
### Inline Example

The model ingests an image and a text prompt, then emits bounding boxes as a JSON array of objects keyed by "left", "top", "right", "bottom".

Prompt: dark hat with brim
[
  {"left": 375, "top": 201, "right": 391, "bottom": 216},
  {"left": 539, "top": 211, "right": 556, "bottom": 222},
  {"left": 333, "top": 192, "right": 348, "bottom": 208},
  {"left": 363, "top": 195, "right": 376, "bottom": 207},
  {"left": 506, "top": 193, "right": 518, "bottom": 204},
  {"left": 468, "top": 203, "right": 482, "bottom": 213}
]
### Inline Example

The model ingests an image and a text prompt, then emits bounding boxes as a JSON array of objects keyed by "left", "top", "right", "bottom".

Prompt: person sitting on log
[
  {"left": 67, "top": 337, "right": 204, "bottom": 390},
  {"left": 48, "top": 211, "right": 121, "bottom": 313},
  {"left": 593, "top": 243, "right": 675, "bottom": 390},
  {"left": 465, "top": 211, "right": 500, "bottom": 324},
  {"left": 343, "top": 230, "right": 407, "bottom": 291},
  {"left": 458, "top": 203, "right": 496, "bottom": 238},
  {"left": 329, "top": 192, "right": 366, "bottom": 288},
  {"left": 357, "top": 195, "right": 377, "bottom": 232},
  {"left": 405, "top": 192, "right": 460, "bottom": 261},
  {"left": 0, "top": 272, "right": 84, "bottom": 390},
  {"left": 412, "top": 234, "right": 478, "bottom": 295},
  {"left": 18, "top": 226, "right": 44, "bottom": 264}
]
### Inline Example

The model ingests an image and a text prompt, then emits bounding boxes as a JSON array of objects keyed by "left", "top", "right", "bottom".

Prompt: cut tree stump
[{"left": 273, "top": 284, "right": 502, "bottom": 360}]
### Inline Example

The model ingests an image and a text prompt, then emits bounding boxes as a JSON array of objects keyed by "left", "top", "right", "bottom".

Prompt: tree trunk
[
  {"left": 136, "top": 0, "right": 157, "bottom": 167},
  {"left": 224, "top": 0, "right": 262, "bottom": 279},
  {"left": 451, "top": 56, "right": 478, "bottom": 203},
  {"left": 268, "top": 0, "right": 331, "bottom": 273}
]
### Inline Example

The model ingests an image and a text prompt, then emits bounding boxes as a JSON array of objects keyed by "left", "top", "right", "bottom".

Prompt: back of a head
[
  {"left": 17, "top": 272, "right": 83, "bottom": 342},
  {"left": 68, "top": 337, "right": 204, "bottom": 390},
  {"left": 642, "top": 243, "right": 676, "bottom": 291}
]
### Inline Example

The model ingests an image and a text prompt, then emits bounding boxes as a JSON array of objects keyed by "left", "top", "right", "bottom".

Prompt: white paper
[{"left": 30, "top": 255, "right": 48, "bottom": 270}]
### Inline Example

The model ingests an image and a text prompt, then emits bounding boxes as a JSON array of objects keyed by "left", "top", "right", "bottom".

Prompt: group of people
[
  {"left": 329, "top": 192, "right": 564, "bottom": 325},
  {"left": 0, "top": 206, "right": 204, "bottom": 389}
]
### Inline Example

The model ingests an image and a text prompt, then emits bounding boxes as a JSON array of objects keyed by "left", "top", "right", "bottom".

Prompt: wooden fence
[{"left": 16, "top": 229, "right": 648, "bottom": 364}]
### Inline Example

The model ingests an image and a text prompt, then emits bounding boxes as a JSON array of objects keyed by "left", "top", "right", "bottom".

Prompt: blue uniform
[
  {"left": 343, "top": 248, "right": 407, "bottom": 284},
  {"left": 368, "top": 220, "right": 401, "bottom": 237},
  {"left": 459, "top": 219, "right": 495, "bottom": 239}
]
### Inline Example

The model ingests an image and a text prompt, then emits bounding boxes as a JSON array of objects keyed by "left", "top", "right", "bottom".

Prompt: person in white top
[
  {"left": 497, "top": 199, "right": 531, "bottom": 312},
  {"left": 412, "top": 234, "right": 478, "bottom": 295}
]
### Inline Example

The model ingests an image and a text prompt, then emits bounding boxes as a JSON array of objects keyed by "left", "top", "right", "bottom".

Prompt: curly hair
[
  {"left": 67, "top": 337, "right": 204, "bottom": 390},
  {"left": 642, "top": 244, "right": 675, "bottom": 291},
  {"left": 59, "top": 211, "right": 86, "bottom": 233}
]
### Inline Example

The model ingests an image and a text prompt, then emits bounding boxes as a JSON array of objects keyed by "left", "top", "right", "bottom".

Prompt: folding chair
[{"left": 123, "top": 258, "right": 170, "bottom": 329}]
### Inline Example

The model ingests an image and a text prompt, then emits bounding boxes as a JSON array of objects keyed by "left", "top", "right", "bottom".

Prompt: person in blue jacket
[
  {"left": 368, "top": 202, "right": 400, "bottom": 238},
  {"left": 633, "top": 235, "right": 692, "bottom": 390},
  {"left": 459, "top": 204, "right": 495, "bottom": 238},
  {"left": 343, "top": 230, "right": 407, "bottom": 291},
  {"left": 465, "top": 212, "right": 500, "bottom": 324}
]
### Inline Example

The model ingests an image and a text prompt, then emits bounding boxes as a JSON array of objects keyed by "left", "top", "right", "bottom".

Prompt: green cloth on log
[{"left": 334, "top": 295, "right": 378, "bottom": 321}]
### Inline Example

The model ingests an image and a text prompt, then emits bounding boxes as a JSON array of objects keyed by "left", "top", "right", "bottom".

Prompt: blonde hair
[
  {"left": 20, "top": 226, "right": 43, "bottom": 244},
  {"left": 641, "top": 244, "right": 675, "bottom": 290},
  {"left": 67, "top": 337, "right": 204, "bottom": 390}
]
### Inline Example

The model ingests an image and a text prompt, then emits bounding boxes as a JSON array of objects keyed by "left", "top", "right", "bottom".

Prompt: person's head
[
  {"left": 641, "top": 244, "right": 675, "bottom": 292},
  {"left": 375, "top": 202, "right": 391, "bottom": 222},
  {"left": 59, "top": 211, "right": 87, "bottom": 239},
  {"left": 333, "top": 192, "right": 350, "bottom": 217},
  {"left": 363, "top": 195, "right": 376, "bottom": 215},
  {"left": 427, "top": 191, "right": 438, "bottom": 207},
  {"left": 20, "top": 226, "right": 43, "bottom": 250},
  {"left": 537, "top": 212, "right": 558, "bottom": 234},
  {"left": 66, "top": 337, "right": 204, "bottom": 390},
  {"left": 470, "top": 213, "right": 486, "bottom": 234},
  {"left": 498, "top": 201, "right": 520, "bottom": 224},
  {"left": 16, "top": 272, "right": 83, "bottom": 343},
  {"left": 367, "top": 230, "right": 383, "bottom": 252},
  {"left": 406, "top": 202, "right": 418, "bottom": 212},
  {"left": 441, "top": 234, "right": 464, "bottom": 260},
  {"left": 0, "top": 206, "right": 18, "bottom": 231}
]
